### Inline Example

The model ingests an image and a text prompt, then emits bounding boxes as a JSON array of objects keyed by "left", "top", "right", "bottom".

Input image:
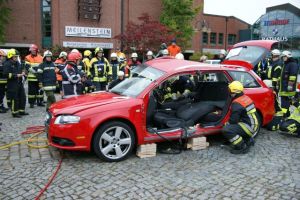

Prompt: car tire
[
  {"left": 253, "top": 113, "right": 262, "bottom": 138},
  {"left": 93, "top": 121, "right": 136, "bottom": 162}
]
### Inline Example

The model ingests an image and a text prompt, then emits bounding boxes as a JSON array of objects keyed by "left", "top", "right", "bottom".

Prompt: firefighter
[
  {"left": 267, "top": 49, "right": 282, "bottom": 94},
  {"left": 0, "top": 50, "right": 9, "bottom": 113},
  {"left": 3, "top": 49, "right": 28, "bottom": 117},
  {"left": 119, "top": 55, "right": 127, "bottom": 74},
  {"left": 90, "top": 47, "right": 111, "bottom": 91},
  {"left": 162, "top": 49, "right": 169, "bottom": 57},
  {"left": 54, "top": 51, "right": 67, "bottom": 98},
  {"left": 115, "top": 47, "right": 126, "bottom": 62},
  {"left": 61, "top": 52, "right": 83, "bottom": 98},
  {"left": 125, "top": 53, "right": 141, "bottom": 78},
  {"left": 219, "top": 49, "right": 227, "bottom": 63},
  {"left": 108, "top": 71, "right": 125, "bottom": 89},
  {"left": 25, "top": 44, "right": 44, "bottom": 108},
  {"left": 156, "top": 43, "right": 167, "bottom": 58},
  {"left": 37, "top": 50, "right": 56, "bottom": 109},
  {"left": 175, "top": 53, "right": 184, "bottom": 60},
  {"left": 146, "top": 51, "right": 154, "bottom": 61},
  {"left": 110, "top": 52, "right": 121, "bottom": 81},
  {"left": 82, "top": 50, "right": 92, "bottom": 77},
  {"left": 254, "top": 57, "right": 270, "bottom": 80},
  {"left": 279, "top": 50, "right": 299, "bottom": 118},
  {"left": 222, "top": 81, "right": 258, "bottom": 154}
]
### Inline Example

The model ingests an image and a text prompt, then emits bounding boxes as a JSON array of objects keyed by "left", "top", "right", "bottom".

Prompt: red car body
[{"left": 46, "top": 58, "right": 275, "bottom": 161}]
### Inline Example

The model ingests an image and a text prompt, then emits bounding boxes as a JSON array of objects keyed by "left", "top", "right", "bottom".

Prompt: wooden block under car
[
  {"left": 136, "top": 143, "right": 157, "bottom": 158},
  {"left": 187, "top": 137, "right": 209, "bottom": 150}
]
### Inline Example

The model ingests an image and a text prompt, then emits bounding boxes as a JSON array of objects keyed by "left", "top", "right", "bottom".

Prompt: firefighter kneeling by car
[{"left": 222, "top": 81, "right": 259, "bottom": 154}]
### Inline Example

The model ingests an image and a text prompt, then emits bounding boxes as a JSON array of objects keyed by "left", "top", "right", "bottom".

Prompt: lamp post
[{"left": 194, "top": 19, "right": 211, "bottom": 54}]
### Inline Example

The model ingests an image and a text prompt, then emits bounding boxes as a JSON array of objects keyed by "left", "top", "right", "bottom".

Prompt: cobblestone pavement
[{"left": 0, "top": 99, "right": 299, "bottom": 200}]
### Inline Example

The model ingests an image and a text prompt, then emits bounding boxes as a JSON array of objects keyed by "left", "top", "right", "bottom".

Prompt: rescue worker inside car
[
  {"left": 25, "top": 44, "right": 44, "bottom": 108},
  {"left": 90, "top": 47, "right": 111, "bottom": 91},
  {"left": 37, "top": 50, "right": 57, "bottom": 110},
  {"left": 3, "top": 49, "right": 28, "bottom": 118},
  {"left": 222, "top": 81, "right": 258, "bottom": 154}
]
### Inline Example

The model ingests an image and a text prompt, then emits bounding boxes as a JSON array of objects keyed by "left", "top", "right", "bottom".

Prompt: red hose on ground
[{"left": 34, "top": 158, "right": 63, "bottom": 200}]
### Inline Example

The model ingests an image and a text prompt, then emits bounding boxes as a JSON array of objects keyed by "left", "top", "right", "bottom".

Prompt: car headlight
[{"left": 54, "top": 115, "right": 80, "bottom": 124}]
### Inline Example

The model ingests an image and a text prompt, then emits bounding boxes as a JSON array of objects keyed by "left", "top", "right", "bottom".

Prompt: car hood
[{"left": 49, "top": 92, "right": 132, "bottom": 115}]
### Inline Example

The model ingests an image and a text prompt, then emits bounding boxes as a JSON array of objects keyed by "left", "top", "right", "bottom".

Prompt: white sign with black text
[
  {"left": 63, "top": 41, "right": 113, "bottom": 49},
  {"left": 65, "top": 26, "right": 111, "bottom": 38}
]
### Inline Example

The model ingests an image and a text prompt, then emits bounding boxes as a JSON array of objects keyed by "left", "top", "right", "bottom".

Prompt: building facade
[{"left": 1, "top": 0, "right": 249, "bottom": 56}]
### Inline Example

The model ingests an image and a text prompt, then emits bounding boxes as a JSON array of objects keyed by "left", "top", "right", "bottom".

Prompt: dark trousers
[
  {"left": 7, "top": 84, "right": 26, "bottom": 115},
  {"left": 0, "top": 84, "right": 6, "bottom": 108},
  {"left": 93, "top": 81, "right": 107, "bottom": 91},
  {"left": 222, "top": 124, "right": 252, "bottom": 147},
  {"left": 280, "top": 119, "right": 300, "bottom": 136},
  {"left": 28, "top": 81, "right": 44, "bottom": 105},
  {"left": 281, "top": 96, "right": 291, "bottom": 117},
  {"left": 45, "top": 90, "right": 56, "bottom": 109}
]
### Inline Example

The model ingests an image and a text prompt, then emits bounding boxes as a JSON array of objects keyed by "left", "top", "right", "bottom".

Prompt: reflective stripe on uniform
[
  {"left": 238, "top": 122, "right": 253, "bottom": 137},
  {"left": 289, "top": 76, "right": 296, "bottom": 81},
  {"left": 43, "top": 86, "right": 56, "bottom": 91}
]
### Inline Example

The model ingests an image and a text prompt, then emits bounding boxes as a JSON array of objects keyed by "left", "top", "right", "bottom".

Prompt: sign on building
[
  {"left": 65, "top": 26, "right": 111, "bottom": 38},
  {"left": 63, "top": 41, "right": 113, "bottom": 49}
]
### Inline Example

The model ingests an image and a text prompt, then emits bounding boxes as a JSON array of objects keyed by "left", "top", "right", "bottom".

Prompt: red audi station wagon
[{"left": 46, "top": 57, "right": 275, "bottom": 161}]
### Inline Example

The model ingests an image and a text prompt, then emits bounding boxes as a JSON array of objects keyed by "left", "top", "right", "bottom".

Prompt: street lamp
[{"left": 194, "top": 19, "right": 211, "bottom": 54}]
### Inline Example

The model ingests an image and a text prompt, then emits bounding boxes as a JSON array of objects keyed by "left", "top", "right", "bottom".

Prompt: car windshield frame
[
  {"left": 225, "top": 46, "right": 269, "bottom": 66},
  {"left": 110, "top": 64, "right": 165, "bottom": 98}
]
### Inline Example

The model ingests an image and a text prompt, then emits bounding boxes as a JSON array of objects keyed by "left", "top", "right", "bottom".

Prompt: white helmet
[
  {"left": 271, "top": 49, "right": 281, "bottom": 56},
  {"left": 282, "top": 50, "right": 292, "bottom": 58},
  {"left": 146, "top": 51, "right": 153, "bottom": 56},
  {"left": 175, "top": 53, "right": 184, "bottom": 60},
  {"left": 43, "top": 50, "right": 52, "bottom": 58},
  {"left": 220, "top": 49, "right": 227, "bottom": 55},
  {"left": 59, "top": 51, "right": 67, "bottom": 58},
  {"left": 111, "top": 52, "right": 117, "bottom": 58},
  {"left": 131, "top": 52, "right": 138, "bottom": 58},
  {"left": 71, "top": 49, "right": 79, "bottom": 53},
  {"left": 117, "top": 71, "right": 125, "bottom": 76},
  {"left": 162, "top": 49, "right": 169, "bottom": 56}
]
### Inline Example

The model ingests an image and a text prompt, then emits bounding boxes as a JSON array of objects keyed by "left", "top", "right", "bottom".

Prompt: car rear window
[{"left": 228, "top": 71, "right": 260, "bottom": 88}]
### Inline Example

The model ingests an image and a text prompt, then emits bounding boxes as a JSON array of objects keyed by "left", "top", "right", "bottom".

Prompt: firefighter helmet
[
  {"left": 117, "top": 71, "right": 124, "bottom": 76},
  {"left": 131, "top": 52, "right": 138, "bottom": 58},
  {"left": 29, "top": 44, "right": 38, "bottom": 52},
  {"left": 175, "top": 53, "right": 184, "bottom": 60},
  {"left": 228, "top": 81, "right": 244, "bottom": 94},
  {"left": 271, "top": 49, "right": 281, "bottom": 56},
  {"left": 95, "top": 47, "right": 103, "bottom": 54},
  {"left": 162, "top": 49, "right": 169, "bottom": 56},
  {"left": 43, "top": 50, "right": 53, "bottom": 58},
  {"left": 7, "top": 49, "right": 19, "bottom": 59},
  {"left": 146, "top": 51, "right": 153, "bottom": 56},
  {"left": 282, "top": 50, "right": 292, "bottom": 58},
  {"left": 67, "top": 52, "right": 82, "bottom": 62},
  {"left": 84, "top": 50, "right": 92, "bottom": 57},
  {"left": 0, "top": 49, "right": 6, "bottom": 56},
  {"left": 71, "top": 49, "right": 79, "bottom": 53},
  {"left": 59, "top": 51, "right": 68, "bottom": 58},
  {"left": 110, "top": 52, "right": 117, "bottom": 58},
  {"left": 220, "top": 49, "right": 227, "bottom": 55}
]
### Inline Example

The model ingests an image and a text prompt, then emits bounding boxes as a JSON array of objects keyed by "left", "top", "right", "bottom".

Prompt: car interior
[{"left": 146, "top": 71, "right": 231, "bottom": 133}]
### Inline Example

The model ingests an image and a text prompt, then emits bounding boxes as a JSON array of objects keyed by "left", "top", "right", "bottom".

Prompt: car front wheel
[{"left": 93, "top": 121, "right": 136, "bottom": 162}]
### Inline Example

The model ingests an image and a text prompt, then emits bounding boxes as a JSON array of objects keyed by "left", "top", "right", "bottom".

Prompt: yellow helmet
[
  {"left": 228, "top": 81, "right": 244, "bottom": 94},
  {"left": 7, "top": 49, "right": 19, "bottom": 59},
  {"left": 95, "top": 47, "right": 103, "bottom": 54},
  {"left": 84, "top": 50, "right": 92, "bottom": 57}
]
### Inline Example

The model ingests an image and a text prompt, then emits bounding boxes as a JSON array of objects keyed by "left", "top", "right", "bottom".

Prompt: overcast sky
[{"left": 204, "top": 0, "right": 300, "bottom": 24}]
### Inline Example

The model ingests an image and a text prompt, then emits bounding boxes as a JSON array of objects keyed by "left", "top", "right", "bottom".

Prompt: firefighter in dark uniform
[
  {"left": 279, "top": 50, "right": 299, "bottom": 117},
  {"left": 0, "top": 49, "right": 9, "bottom": 113},
  {"left": 37, "top": 50, "right": 57, "bottom": 110},
  {"left": 267, "top": 49, "right": 282, "bottom": 94},
  {"left": 108, "top": 71, "right": 125, "bottom": 89},
  {"left": 90, "top": 47, "right": 111, "bottom": 91},
  {"left": 61, "top": 52, "right": 83, "bottom": 98},
  {"left": 109, "top": 52, "right": 121, "bottom": 81},
  {"left": 25, "top": 44, "right": 44, "bottom": 108},
  {"left": 222, "top": 81, "right": 259, "bottom": 154},
  {"left": 3, "top": 49, "right": 28, "bottom": 118},
  {"left": 125, "top": 53, "right": 141, "bottom": 78},
  {"left": 254, "top": 57, "right": 270, "bottom": 80},
  {"left": 118, "top": 55, "right": 127, "bottom": 74}
]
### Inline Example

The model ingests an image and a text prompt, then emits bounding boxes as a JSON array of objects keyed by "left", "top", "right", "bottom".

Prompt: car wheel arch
[{"left": 90, "top": 118, "right": 138, "bottom": 152}]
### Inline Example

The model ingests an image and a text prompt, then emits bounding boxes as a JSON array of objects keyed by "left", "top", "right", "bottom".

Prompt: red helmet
[
  {"left": 67, "top": 52, "right": 82, "bottom": 62},
  {"left": 29, "top": 44, "right": 38, "bottom": 52}
]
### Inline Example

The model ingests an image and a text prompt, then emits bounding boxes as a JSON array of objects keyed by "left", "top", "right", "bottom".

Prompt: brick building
[{"left": 1, "top": 0, "right": 249, "bottom": 56}]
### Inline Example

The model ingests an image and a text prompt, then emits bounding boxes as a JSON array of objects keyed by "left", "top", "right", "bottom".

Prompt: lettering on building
[
  {"left": 63, "top": 41, "right": 113, "bottom": 49},
  {"left": 263, "top": 19, "right": 289, "bottom": 26},
  {"left": 261, "top": 36, "right": 288, "bottom": 42},
  {"left": 65, "top": 26, "right": 111, "bottom": 38},
  {"left": 78, "top": 0, "right": 101, "bottom": 21}
]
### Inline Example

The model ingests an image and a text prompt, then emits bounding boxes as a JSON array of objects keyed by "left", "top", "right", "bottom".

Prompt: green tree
[
  {"left": 0, "top": 0, "right": 11, "bottom": 43},
  {"left": 160, "top": 0, "right": 201, "bottom": 49}
]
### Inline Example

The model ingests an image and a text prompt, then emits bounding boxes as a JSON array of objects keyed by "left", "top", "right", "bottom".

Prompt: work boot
[
  {"left": 30, "top": 104, "right": 34, "bottom": 108},
  {"left": 245, "top": 137, "right": 255, "bottom": 147},
  {"left": 230, "top": 142, "right": 250, "bottom": 154},
  {"left": 12, "top": 114, "right": 22, "bottom": 118},
  {"left": 37, "top": 102, "right": 45, "bottom": 107}
]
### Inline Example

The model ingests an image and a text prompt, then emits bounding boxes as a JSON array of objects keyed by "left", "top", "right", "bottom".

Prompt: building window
[
  {"left": 210, "top": 32, "right": 216, "bottom": 45},
  {"left": 78, "top": 0, "right": 101, "bottom": 21},
  {"left": 41, "top": 0, "right": 52, "bottom": 48},
  {"left": 218, "top": 33, "right": 224, "bottom": 45},
  {"left": 228, "top": 34, "right": 236, "bottom": 45},
  {"left": 202, "top": 32, "right": 208, "bottom": 44}
]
